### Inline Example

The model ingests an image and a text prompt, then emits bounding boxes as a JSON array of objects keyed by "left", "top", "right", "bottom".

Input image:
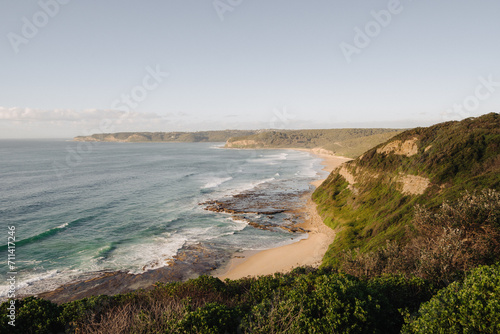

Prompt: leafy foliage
[
  {"left": 0, "top": 296, "right": 63, "bottom": 334},
  {"left": 0, "top": 270, "right": 437, "bottom": 334},
  {"left": 403, "top": 263, "right": 500, "bottom": 333},
  {"left": 1, "top": 263, "right": 497, "bottom": 333},
  {"left": 180, "top": 302, "right": 241, "bottom": 333}
]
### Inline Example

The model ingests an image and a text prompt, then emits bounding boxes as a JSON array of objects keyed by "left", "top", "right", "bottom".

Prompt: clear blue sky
[{"left": 1, "top": 0, "right": 499, "bottom": 138}]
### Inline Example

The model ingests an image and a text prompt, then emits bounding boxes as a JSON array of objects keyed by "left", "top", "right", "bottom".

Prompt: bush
[
  {"left": 59, "top": 295, "right": 114, "bottom": 332},
  {"left": 0, "top": 297, "right": 63, "bottom": 334},
  {"left": 0, "top": 267, "right": 479, "bottom": 333},
  {"left": 241, "top": 273, "right": 425, "bottom": 334},
  {"left": 179, "top": 302, "right": 241, "bottom": 334},
  {"left": 403, "top": 263, "right": 500, "bottom": 333},
  {"left": 367, "top": 274, "right": 435, "bottom": 330}
]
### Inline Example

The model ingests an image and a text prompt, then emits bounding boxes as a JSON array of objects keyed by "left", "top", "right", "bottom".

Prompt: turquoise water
[{"left": 0, "top": 140, "right": 324, "bottom": 297}]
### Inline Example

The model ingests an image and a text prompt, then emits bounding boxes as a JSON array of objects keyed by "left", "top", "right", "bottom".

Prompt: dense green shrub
[
  {"left": 179, "top": 302, "right": 241, "bottom": 334},
  {"left": 8, "top": 266, "right": 500, "bottom": 333},
  {"left": 59, "top": 295, "right": 114, "bottom": 331},
  {"left": 403, "top": 263, "right": 500, "bottom": 333},
  {"left": 367, "top": 274, "right": 435, "bottom": 331},
  {"left": 241, "top": 272, "right": 432, "bottom": 334},
  {"left": 0, "top": 296, "right": 63, "bottom": 334}
]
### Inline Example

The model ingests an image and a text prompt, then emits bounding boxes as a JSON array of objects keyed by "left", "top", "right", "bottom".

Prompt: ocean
[{"left": 0, "top": 140, "right": 325, "bottom": 298}]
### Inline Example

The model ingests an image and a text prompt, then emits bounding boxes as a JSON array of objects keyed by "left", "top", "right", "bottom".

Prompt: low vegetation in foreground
[
  {"left": 2, "top": 264, "right": 499, "bottom": 333},
  {"left": 2, "top": 188, "right": 500, "bottom": 333}
]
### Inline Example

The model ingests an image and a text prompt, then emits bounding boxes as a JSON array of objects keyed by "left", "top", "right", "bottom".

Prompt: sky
[{"left": 0, "top": 0, "right": 499, "bottom": 138}]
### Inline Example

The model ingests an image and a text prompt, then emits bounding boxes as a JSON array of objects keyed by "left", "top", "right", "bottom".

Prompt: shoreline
[
  {"left": 19, "top": 147, "right": 350, "bottom": 303},
  {"left": 215, "top": 148, "right": 351, "bottom": 280}
]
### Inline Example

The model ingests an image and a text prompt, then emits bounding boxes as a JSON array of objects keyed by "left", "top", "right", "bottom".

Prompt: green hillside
[
  {"left": 313, "top": 113, "right": 500, "bottom": 268},
  {"left": 225, "top": 128, "right": 402, "bottom": 158}
]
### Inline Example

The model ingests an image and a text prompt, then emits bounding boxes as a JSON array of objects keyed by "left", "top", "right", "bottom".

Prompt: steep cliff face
[
  {"left": 376, "top": 137, "right": 419, "bottom": 156},
  {"left": 313, "top": 113, "right": 500, "bottom": 267}
]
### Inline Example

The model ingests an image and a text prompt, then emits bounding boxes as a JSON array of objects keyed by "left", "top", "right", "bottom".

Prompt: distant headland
[{"left": 74, "top": 128, "right": 403, "bottom": 158}]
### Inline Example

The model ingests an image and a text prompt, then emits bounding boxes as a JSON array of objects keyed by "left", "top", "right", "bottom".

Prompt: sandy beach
[{"left": 216, "top": 148, "right": 351, "bottom": 280}]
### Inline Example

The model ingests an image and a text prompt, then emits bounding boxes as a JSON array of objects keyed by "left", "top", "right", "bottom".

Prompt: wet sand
[{"left": 216, "top": 148, "right": 351, "bottom": 280}]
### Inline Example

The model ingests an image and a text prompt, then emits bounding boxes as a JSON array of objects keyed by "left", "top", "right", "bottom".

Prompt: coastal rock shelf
[
  {"left": 37, "top": 242, "right": 230, "bottom": 304},
  {"left": 199, "top": 180, "right": 311, "bottom": 234},
  {"left": 200, "top": 200, "right": 287, "bottom": 215},
  {"left": 232, "top": 215, "right": 310, "bottom": 234}
]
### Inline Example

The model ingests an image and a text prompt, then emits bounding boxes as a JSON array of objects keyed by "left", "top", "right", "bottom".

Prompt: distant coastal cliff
[
  {"left": 75, "top": 128, "right": 402, "bottom": 158},
  {"left": 73, "top": 130, "right": 259, "bottom": 143}
]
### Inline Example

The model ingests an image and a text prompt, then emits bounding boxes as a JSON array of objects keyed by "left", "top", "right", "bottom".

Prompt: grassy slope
[
  {"left": 226, "top": 129, "right": 402, "bottom": 158},
  {"left": 313, "top": 113, "right": 500, "bottom": 267},
  {"left": 322, "top": 131, "right": 404, "bottom": 158}
]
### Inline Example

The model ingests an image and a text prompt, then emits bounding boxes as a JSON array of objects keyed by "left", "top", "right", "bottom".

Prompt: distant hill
[
  {"left": 74, "top": 130, "right": 259, "bottom": 143},
  {"left": 313, "top": 113, "right": 500, "bottom": 267},
  {"left": 74, "top": 128, "right": 402, "bottom": 158},
  {"left": 225, "top": 128, "right": 403, "bottom": 158}
]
